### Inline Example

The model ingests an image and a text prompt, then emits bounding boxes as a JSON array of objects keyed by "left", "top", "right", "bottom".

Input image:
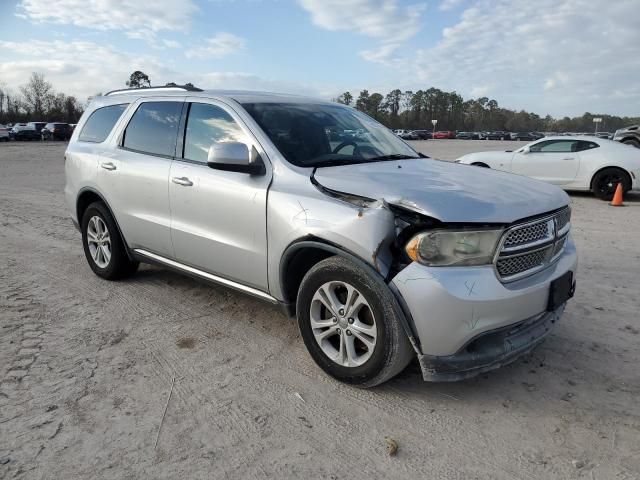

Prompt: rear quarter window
[
  {"left": 122, "top": 101, "right": 182, "bottom": 157},
  {"left": 78, "top": 104, "right": 129, "bottom": 143}
]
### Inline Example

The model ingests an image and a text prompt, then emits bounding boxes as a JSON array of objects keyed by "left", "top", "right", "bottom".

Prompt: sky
[{"left": 0, "top": 0, "right": 639, "bottom": 117}]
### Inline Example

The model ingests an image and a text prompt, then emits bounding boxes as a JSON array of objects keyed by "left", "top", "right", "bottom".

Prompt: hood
[
  {"left": 313, "top": 158, "right": 569, "bottom": 224},
  {"left": 459, "top": 150, "right": 515, "bottom": 162}
]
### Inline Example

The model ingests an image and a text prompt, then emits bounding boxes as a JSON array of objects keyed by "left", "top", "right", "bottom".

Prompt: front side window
[
  {"left": 183, "top": 103, "right": 249, "bottom": 163},
  {"left": 241, "top": 102, "right": 419, "bottom": 167},
  {"left": 529, "top": 140, "right": 578, "bottom": 153},
  {"left": 123, "top": 101, "right": 182, "bottom": 157},
  {"left": 78, "top": 104, "right": 128, "bottom": 143}
]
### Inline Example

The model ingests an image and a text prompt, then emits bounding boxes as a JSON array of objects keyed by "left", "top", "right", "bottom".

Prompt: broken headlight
[{"left": 405, "top": 229, "right": 502, "bottom": 266}]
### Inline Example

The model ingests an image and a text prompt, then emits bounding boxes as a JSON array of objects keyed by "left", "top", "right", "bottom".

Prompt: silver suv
[{"left": 65, "top": 86, "right": 577, "bottom": 387}]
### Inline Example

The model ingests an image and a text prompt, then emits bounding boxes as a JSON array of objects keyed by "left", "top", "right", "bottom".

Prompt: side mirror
[
  {"left": 521, "top": 146, "right": 530, "bottom": 154},
  {"left": 207, "top": 142, "right": 265, "bottom": 175}
]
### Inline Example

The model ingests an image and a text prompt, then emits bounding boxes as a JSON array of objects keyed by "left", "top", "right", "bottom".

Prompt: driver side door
[
  {"left": 168, "top": 99, "right": 272, "bottom": 290},
  {"left": 511, "top": 139, "right": 581, "bottom": 185}
]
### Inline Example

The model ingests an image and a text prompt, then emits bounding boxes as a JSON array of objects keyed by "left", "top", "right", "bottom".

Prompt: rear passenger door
[
  {"left": 169, "top": 99, "right": 272, "bottom": 290},
  {"left": 103, "top": 98, "right": 184, "bottom": 257}
]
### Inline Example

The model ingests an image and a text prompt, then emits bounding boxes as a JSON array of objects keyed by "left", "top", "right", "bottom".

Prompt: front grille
[
  {"left": 497, "top": 247, "right": 552, "bottom": 278},
  {"left": 503, "top": 221, "right": 550, "bottom": 248},
  {"left": 495, "top": 207, "right": 571, "bottom": 282}
]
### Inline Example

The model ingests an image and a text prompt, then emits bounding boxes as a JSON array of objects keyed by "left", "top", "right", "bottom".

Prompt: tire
[
  {"left": 591, "top": 167, "right": 631, "bottom": 201},
  {"left": 296, "top": 256, "right": 414, "bottom": 387},
  {"left": 81, "top": 202, "right": 139, "bottom": 280},
  {"left": 623, "top": 139, "right": 640, "bottom": 149}
]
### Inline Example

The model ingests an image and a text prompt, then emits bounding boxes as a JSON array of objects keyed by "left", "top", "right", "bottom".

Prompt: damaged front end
[{"left": 310, "top": 169, "right": 578, "bottom": 382}]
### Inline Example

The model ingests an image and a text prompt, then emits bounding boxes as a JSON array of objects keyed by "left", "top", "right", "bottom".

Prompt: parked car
[
  {"left": 411, "top": 130, "right": 431, "bottom": 140},
  {"left": 28, "top": 121, "right": 47, "bottom": 133},
  {"left": 433, "top": 130, "right": 456, "bottom": 139},
  {"left": 485, "top": 131, "right": 510, "bottom": 140},
  {"left": 511, "top": 132, "right": 536, "bottom": 141},
  {"left": 457, "top": 136, "right": 640, "bottom": 200},
  {"left": 456, "top": 131, "right": 480, "bottom": 140},
  {"left": 594, "top": 132, "right": 612, "bottom": 140},
  {"left": 613, "top": 125, "right": 640, "bottom": 148},
  {"left": 41, "top": 122, "right": 73, "bottom": 141},
  {"left": 399, "top": 131, "right": 419, "bottom": 140},
  {"left": 66, "top": 86, "right": 577, "bottom": 386},
  {"left": 0, "top": 124, "right": 10, "bottom": 141},
  {"left": 10, "top": 124, "right": 40, "bottom": 140}
]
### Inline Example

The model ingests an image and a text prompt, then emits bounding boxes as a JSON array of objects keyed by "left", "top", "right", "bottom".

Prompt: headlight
[{"left": 405, "top": 229, "right": 502, "bottom": 266}]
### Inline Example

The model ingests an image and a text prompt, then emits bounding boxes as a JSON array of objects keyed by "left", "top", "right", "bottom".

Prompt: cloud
[
  {"left": 16, "top": 0, "right": 197, "bottom": 40},
  {"left": 0, "top": 40, "right": 321, "bottom": 103},
  {"left": 298, "top": 0, "right": 426, "bottom": 63},
  {"left": 0, "top": 40, "right": 176, "bottom": 100},
  {"left": 398, "top": 0, "right": 640, "bottom": 116},
  {"left": 438, "top": 0, "right": 464, "bottom": 11},
  {"left": 185, "top": 33, "right": 245, "bottom": 59}
]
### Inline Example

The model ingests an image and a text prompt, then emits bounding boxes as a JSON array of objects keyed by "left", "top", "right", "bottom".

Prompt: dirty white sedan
[{"left": 457, "top": 137, "right": 640, "bottom": 200}]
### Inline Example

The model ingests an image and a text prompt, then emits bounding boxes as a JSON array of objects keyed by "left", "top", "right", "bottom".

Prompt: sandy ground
[{"left": 1, "top": 140, "right": 639, "bottom": 480}]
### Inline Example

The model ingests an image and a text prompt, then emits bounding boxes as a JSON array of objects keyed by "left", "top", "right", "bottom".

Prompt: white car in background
[
  {"left": 0, "top": 124, "right": 10, "bottom": 141},
  {"left": 457, "top": 137, "right": 640, "bottom": 200}
]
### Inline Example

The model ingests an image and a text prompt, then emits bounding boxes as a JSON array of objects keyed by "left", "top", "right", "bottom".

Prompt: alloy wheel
[
  {"left": 309, "top": 281, "right": 377, "bottom": 367},
  {"left": 86, "top": 216, "right": 112, "bottom": 268}
]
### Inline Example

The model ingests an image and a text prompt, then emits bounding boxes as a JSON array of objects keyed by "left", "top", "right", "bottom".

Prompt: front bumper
[{"left": 391, "top": 236, "right": 577, "bottom": 381}]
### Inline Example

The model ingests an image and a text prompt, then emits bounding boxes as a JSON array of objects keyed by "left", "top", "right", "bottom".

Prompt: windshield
[{"left": 241, "top": 102, "right": 420, "bottom": 167}]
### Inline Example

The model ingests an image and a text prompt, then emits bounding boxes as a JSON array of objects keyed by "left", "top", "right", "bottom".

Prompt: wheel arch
[
  {"left": 279, "top": 237, "right": 422, "bottom": 354},
  {"left": 76, "top": 187, "right": 133, "bottom": 260},
  {"left": 589, "top": 165, "right": 632, "bottom": 191}
]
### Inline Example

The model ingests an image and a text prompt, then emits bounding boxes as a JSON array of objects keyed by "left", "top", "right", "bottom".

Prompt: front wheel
[
  {"left": 591, "top": 168, "right": 631, "bottom": 201},
  {"left": 296, "top": 256, "right": 413, "bottom": 387}
]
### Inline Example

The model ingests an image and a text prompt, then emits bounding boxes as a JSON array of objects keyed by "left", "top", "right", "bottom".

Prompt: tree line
[
  {"left": 2, "top": 72, "right": 638, "bottom": 133},
  {"left": 335, "top": 88, "right": 640, "bottom": 133},
  {"left": 0, "top": 73, "right": 84, "bottom": 125}
]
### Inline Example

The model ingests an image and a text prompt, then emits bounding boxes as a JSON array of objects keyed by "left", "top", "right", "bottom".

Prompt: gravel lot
[{"left": 1, "top": 140, "right": 639, "bottom": 479}]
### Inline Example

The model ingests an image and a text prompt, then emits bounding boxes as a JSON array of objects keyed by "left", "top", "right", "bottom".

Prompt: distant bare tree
[{"left": 20, "top": 72, "right": 52, "bottom": 118}]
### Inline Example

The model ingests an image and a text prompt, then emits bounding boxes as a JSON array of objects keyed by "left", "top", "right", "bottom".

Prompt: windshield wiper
[{"left": 365, "top": 154, "right": 421, "bottom": 162}]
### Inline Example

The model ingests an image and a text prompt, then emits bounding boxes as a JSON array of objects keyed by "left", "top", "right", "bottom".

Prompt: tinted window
[
  {"left": 183, "top": 103, "right": 249, "bottom": 163},
  {"left": 578, "top": 140, "right": 599, "bottom": 151},
  {"left": 79, "top": 104, "right": 128, "bottom": 143},
  {"left": 529, "top": 140, "right": 578, "bottom": 153},
  {"left": 123, "top": 102, "right": 182, "bottom": 157}
]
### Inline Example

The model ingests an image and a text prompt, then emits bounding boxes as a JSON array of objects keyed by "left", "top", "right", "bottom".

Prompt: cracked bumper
[{"left": 391, "top": 236, "right": 577, "bottom": 380}]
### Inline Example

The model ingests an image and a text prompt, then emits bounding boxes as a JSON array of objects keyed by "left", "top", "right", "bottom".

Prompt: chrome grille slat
[{"left": 495, "top": 207, "right": 571, "bottom": 282}]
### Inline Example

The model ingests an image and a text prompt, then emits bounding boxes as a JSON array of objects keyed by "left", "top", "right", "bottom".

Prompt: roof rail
[{"left": 105, "top": 85, "right": 203, "bottom": 96}]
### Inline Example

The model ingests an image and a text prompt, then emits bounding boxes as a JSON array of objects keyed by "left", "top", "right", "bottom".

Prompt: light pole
[
  {"left": 593, "top": 117, "right": 602, "bottom": 135},
  {"left": 431, "top": 119, "right": 438, "bottom": 139}
]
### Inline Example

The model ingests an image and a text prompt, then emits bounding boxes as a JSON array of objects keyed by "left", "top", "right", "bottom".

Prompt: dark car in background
[
  {"left": 512, "top": 132, "right": 543, "bottom": 141},
  {"left": 41, "top": 123, "right": 73, "bottom": 140},
  {"left": 485, "top": 131, "right": 510, "bottom": 140},
  {"left": 399, "top": 130, "right": 419, "bottom": 140},
  {"left": 411, "top": 130, "right": 431, "bottom": 139},
  {"left": 456, "top": 131, "right": 480, "bottom": 140},
  {"left": 10, "top": 124, "right": 40, "bottom": 140}
]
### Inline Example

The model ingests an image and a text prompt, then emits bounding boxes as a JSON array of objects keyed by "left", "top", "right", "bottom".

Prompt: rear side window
[
  {"left": 79, "top": 104, "right": 128, "bottom": 143},
  {"left": 578, "top": 140, "right": 599, "bottom": 151},
  {"left": 123, "top": 101, "right": 182, "bottom": 157}
]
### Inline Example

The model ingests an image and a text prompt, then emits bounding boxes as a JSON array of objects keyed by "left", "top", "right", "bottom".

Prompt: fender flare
[
  {"left": 76, "top": 187, "right": 134, "bottom": 261},
  {"left": 279, "top": 238, "right": 423, "bottom": 354}
]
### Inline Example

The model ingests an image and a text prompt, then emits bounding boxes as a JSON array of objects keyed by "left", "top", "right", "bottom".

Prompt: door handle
[
  {"left": 172, "top": 176, "right": 193, "bottom": 186},
  {"left": 100, "top": 162, "right": 116, "bottom": 171},
  {"left": 562, "top": 157, "right": 575, "bottom": 161}
]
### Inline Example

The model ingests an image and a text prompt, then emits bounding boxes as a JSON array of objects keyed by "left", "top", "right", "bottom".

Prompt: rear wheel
[
  {"left": 81, "top": 202, "right": 138, "bottom": 280},
  {"left": 296, "top": 256, "right": 413, "bottom": 387},
  {"left": 591, "top": 168, "right": 631, "bottom": 201}
]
